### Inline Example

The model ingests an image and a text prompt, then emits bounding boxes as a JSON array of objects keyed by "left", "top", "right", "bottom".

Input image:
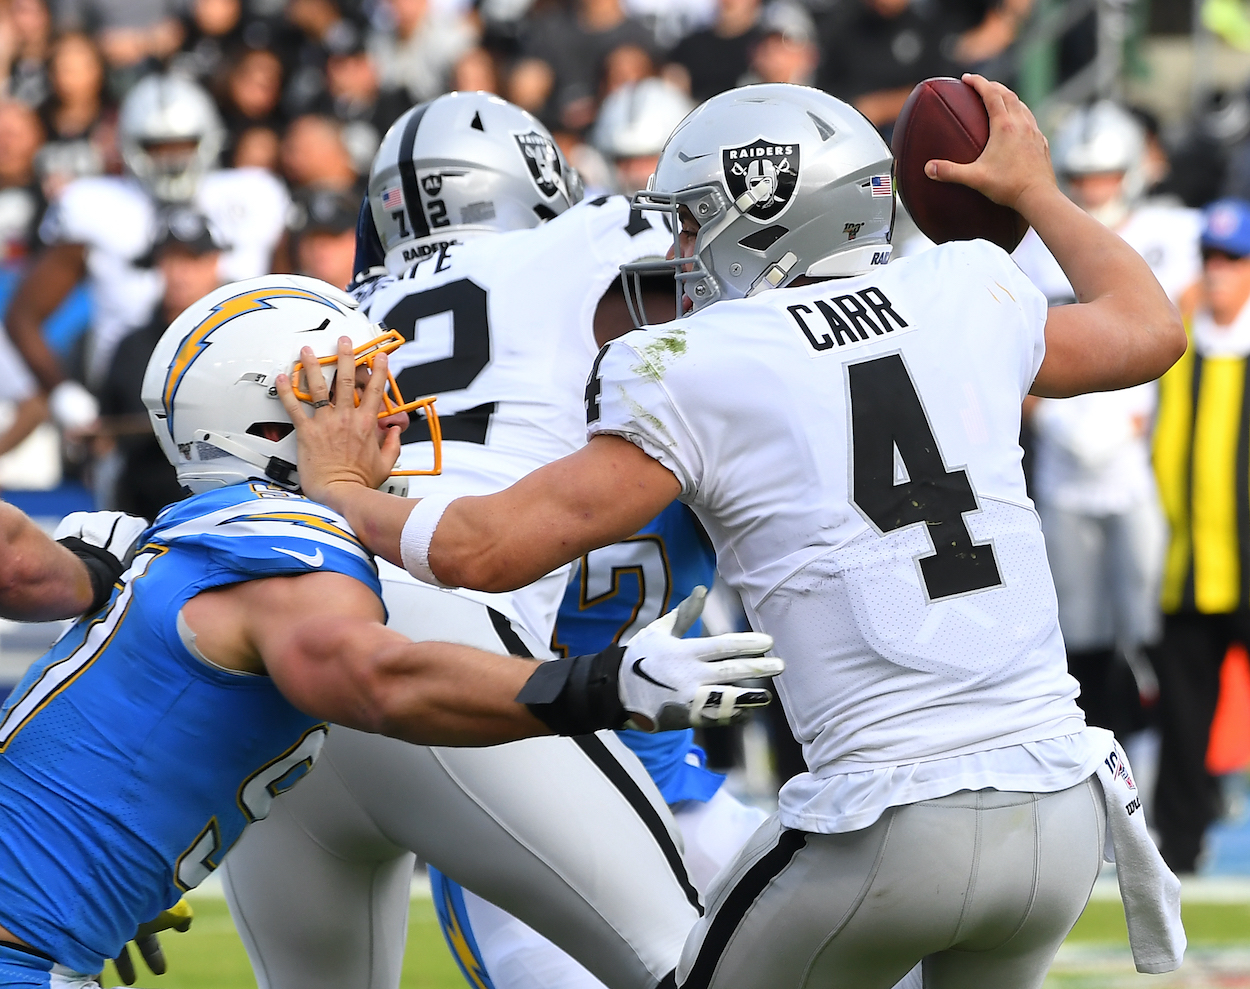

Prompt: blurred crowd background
[
  {"left": 3, "top": 0, "right": 1245, "bottom": 498},
  {"left": 1, "top": 0, "right": 1250, "bottom": 875}
]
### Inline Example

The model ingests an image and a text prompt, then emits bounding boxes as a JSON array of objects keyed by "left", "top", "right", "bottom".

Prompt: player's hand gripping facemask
[
  {"left": 142, "top": 275, "right": 442, "bottom": 496},
  {"left": 517, "top": 587, "right": 782, "bottom": 733}
]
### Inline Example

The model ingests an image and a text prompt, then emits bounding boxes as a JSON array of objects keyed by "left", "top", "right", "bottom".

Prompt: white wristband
[{"left": 399, "top": 494, "right": 460, "bottom": 587}]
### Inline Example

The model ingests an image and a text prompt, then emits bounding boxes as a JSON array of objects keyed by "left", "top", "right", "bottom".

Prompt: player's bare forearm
[
  {"left": 189, "top": 571, "right": 553, "bottom": 744},
  {"left": 430, "top": 436, "right": 680, "bottom": 592},
  {"left": 925, "top": 74, "right": 1185, "bottom": 396},
  {"left": 317, "top": 437, "right": 677, "bottom": 592},
  {"left": 0, "top": 504, "right": 94, "bottom": 620},
  {"left": 265, "top": 608, "right": 551, "bottom": 745},
  {"left": 0, "top": 394, "right": 47, "bottom": 457},
  {"left": 316, "top": 482, "right": 410, "bottom": 569},
  {"left": 7, "top": 244, "right": 86, "bottom": 391},
  {"left": 1024, "top": 182, "right": 1185, "bottom": 396},
  {"left": 329, "top": 638, "right": 551, "bottom": 746}
]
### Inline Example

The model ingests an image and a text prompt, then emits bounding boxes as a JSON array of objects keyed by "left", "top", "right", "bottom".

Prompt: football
[{"left": 891, "top": 77, "right": 1029, "bottom": 252}]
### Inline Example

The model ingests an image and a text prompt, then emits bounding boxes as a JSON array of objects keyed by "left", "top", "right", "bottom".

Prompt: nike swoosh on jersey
[
  {"left": 677, "top": 151, "right": 712, "bottom": 162},
  {"left": 272, "top": 546, "right": 324, "bottom": 568},
  {"left": 631, "top": 657, "right": 674, "bottom": 690}
]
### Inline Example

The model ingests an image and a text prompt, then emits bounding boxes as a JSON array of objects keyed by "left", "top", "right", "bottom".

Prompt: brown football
[{"left": 891, "top": 77, "right": 1028, "bottom": 251}]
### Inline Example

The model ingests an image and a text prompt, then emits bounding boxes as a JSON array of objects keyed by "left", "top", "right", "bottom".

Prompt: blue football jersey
[
  {"left": 552, "top": 501, "right": 723, "bottom": 805},
  {"left": 0, "top": 482, "right": 383, "bottom": 973}
]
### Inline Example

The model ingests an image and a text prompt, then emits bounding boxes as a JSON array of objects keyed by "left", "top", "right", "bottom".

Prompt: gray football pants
[
  {"left": 675, "top": 778, "right": 1106, "bottom": 989},
  {"left": 221, "top": 579, "right": 701, "bottom": 989}
]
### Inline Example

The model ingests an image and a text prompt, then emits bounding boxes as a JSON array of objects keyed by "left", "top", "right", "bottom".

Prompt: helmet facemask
[
  {"left": 289, "top": 328, "right": 442, "bottom": 479},
  {"left": 622, "top": 184, "right": 731, "bottom": 326},
  {"left": 129, "top": 136, "right": 220, "bottom": 203}
]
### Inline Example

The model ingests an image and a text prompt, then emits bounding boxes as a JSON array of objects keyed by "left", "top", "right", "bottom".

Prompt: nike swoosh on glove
[
  {"left": 54, "top": 511, "right": 149, "bottom": 614},
  {"left": 619, "top": 586, "right": 782, "bottom": 732}
]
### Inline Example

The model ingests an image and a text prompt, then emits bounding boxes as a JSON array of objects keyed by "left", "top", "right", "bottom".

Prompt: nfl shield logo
[
  {"left": 514, "top": 131, "right": 564, "bottom": 199},
  {"left": 722, "top": 138, "right": 800, "bottom": 221}
]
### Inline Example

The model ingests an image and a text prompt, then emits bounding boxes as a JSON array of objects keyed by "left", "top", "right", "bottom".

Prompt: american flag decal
[
  {"left": 381, "top": 187, "right": 404, "bottom": 209},
  {"left": 870, "top": 175, "right": 892, "bottom": 197}
]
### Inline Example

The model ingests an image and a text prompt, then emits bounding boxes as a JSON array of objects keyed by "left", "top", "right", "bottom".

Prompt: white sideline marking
[{"left": 1088, "top": 874, "right": 1250, "bottom": 903}]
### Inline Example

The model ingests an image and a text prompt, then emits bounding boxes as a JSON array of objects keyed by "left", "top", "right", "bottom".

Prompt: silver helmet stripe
[{"left": 397, "top": 102, "right": 432, "bottom": 241}]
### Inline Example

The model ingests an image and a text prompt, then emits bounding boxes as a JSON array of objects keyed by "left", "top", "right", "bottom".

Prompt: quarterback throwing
[{"left": 286, "top": 76, "right": 1186, "bottom": 989}]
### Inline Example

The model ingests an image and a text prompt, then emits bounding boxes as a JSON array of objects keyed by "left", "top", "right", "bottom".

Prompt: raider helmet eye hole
[{"left": 289, "top": 328, "right": 443, "bottom": 477}]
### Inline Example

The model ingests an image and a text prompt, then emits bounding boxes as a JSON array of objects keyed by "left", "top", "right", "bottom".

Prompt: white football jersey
[
  {"left": 356, "top": 194, "right": 671, "bottom": 639},
  {"left": 40, "top": 169, "right": 290, "bottom": 385},
  {"left": 589, "top": 240, "right": 1097, "bottom": 832}
]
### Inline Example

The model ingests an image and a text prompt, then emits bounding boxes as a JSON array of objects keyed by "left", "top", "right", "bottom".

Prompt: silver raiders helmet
[
  {"left": 623, "top": 83, "right": 894, "bottom": 324},
  {"left": 369, "top": 91, "right": 584, "bottom": 273}
]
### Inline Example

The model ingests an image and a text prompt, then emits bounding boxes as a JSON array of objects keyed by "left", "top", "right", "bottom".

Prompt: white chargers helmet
[
  {"left": 141, "top": 274, "right": 440, "bottom": 494},
  {"left": 369, "top": 91, "right": 583, "bottom": 274},
  {"left": 119, "top": 74, "right": 225, "bottom": 203},
  {"left": 1051, "top": 100, "right": 1146, "bottom": 225},
  {"left": 623, "top": 83, "right": 894, "bottom": 324}
]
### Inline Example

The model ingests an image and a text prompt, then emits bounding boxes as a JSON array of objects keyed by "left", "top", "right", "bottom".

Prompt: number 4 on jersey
[{"left": 848, "top": 354, "right": 1001, "bottom": 600}]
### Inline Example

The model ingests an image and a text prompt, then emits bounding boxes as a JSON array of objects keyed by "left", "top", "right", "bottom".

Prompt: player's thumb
[{"left": 925, "top": 158, "right": 975, "bottom": 185}]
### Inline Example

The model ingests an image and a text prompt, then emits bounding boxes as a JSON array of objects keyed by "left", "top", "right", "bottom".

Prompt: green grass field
[
  {"left": 92, "top": 894, "right": 1250, "bottom": 989},
  {"left": 98, "top": 897, "right": 465, "bottom": 989}
]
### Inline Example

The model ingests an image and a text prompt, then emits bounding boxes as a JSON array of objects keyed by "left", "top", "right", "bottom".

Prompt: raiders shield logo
[
  {"left": 514, "top": 131, "right": 564, "bottom": 199},
  {"left": 722, "top": 138, "right": 800, "bottom": 221}
]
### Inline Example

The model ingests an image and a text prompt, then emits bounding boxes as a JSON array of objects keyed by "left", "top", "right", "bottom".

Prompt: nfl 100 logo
[{"left": 722, "top": 138, "right": 800, "bottom": 221}]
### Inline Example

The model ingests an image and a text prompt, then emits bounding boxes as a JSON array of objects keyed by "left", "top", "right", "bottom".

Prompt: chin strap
[{"left": 193, "top": 430, "right": 300, "bottom": 490}]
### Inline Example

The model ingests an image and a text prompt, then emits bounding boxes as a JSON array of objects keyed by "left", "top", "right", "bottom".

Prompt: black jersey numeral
[
  {"left": 848, "top": 353, "right": 1001, "bottom": 600},
  {"left": 380, "top": 278, "right": 494, "bottom": 444}
]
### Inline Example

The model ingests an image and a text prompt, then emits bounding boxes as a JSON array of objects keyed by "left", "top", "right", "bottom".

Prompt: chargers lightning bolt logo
[{"left": 161, "top": 286, "right": 343, "bottom": 438}]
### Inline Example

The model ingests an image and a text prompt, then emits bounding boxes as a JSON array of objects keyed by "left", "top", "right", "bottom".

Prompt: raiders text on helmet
[
  {"left": 141, "top": 275, "right": 440, "bottom": 494},
  {"left": 369, "top": 92, "right": 583, "bottom": 274},
  {"left": 622, "top": 84, "right": 894, "bottom": 323},
  {"left": 118, "top": 74, "right": 225, "bottom": 203}
]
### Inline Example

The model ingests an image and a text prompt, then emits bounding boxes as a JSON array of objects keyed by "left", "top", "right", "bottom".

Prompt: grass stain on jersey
[
  {"left": 632, "top": 327, "right": 688, "bottom": 382},
  {"left": 621, "top": 387, "right": 677, "bottom": 447}
]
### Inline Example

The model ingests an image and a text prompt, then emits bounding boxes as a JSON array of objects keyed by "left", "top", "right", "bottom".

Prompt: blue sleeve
[{"left": 145, "top": 486, "right": 385, "bottom": 608}]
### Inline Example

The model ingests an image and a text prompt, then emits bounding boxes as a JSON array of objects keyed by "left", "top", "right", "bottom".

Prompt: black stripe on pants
[
  {"left": 488, "top": 607, "right": 704, "bottom": 913},
  {"left": 679, "top": 829, "right": 809, "bottom": 989}
]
